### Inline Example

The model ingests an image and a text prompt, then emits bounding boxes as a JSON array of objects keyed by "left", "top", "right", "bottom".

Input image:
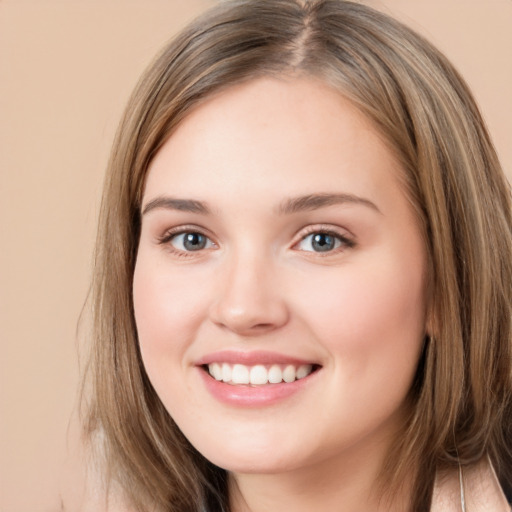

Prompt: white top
[{"left": 431, "top": 457, "right": 510, "bottom": 511}]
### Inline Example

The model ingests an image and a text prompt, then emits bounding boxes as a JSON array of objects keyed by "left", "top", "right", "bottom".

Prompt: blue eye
[
  {"left": 169, "top": 232, "right": 214, "bottom": 252},
  {"left": 297, "top": 232, "right": 347, "bottom": 253}
]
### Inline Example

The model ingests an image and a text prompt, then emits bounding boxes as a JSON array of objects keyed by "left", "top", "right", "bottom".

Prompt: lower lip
[{"left": 198, "top": 368, "right": 319, "bottom": 407}]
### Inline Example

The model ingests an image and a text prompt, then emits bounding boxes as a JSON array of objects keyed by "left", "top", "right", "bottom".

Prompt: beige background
[{"left": 1, "top": 1, "right": 510, "bottom": 511}]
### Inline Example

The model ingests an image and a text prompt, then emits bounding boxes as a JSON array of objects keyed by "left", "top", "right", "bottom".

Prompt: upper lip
[{"left": 195, "top": 350, "right": 320, "bottom": 367}]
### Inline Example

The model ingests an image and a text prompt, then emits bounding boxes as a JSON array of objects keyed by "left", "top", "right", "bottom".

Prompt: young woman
[{"left": 81, "top": 1, "right": 512, "bottom": 510}]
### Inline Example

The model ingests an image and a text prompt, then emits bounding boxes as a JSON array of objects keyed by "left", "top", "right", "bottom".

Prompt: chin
[
  {"left": 195, "top": 436, "right": 321, "bottom": 476},
  {"left": 210, "top": 455, "right": 299, "bottom": 475}
]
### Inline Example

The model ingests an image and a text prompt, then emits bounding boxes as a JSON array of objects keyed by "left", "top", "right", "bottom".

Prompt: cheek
[
  {"left": 132, "top": 257, "right": 216, "bottom": 420},
  {"left": 132, "top": 256, "right": 210, "bottom": 369},
  {"left": 294, "top": 251, "right": 427, "bottom": 369},
  {"left": 295, "top": 254, "right": 427, "bottom": 436}
]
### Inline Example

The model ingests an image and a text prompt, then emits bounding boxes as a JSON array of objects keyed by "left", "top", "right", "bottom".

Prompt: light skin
[{"left": 133, "top": 76, "right": 428, "bottom": 511}]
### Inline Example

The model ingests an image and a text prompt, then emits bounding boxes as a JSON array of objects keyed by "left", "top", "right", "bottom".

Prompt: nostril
[{"left": 252, "top": 323, "right": 275, "bottom": 331}]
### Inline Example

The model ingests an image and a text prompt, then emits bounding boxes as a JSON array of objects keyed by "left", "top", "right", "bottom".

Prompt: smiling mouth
[{"left": 203, "top": 363, "right": 321, "bottom": 386}]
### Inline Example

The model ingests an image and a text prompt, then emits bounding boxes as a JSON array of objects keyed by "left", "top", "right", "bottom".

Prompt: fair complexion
[{"left": 133, "top": 76, "right": 428, "bottom": 511}]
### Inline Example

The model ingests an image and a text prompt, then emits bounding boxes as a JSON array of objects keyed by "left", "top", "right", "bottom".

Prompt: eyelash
[
  {"left": 157, "top": 225, "right": 216, "bottom": 258},
  {"left": 293, "top": 225, "right": 356, "bottom": 255},
  {"left": 157, "top": 224, "right": 356, "bottom": 257}
]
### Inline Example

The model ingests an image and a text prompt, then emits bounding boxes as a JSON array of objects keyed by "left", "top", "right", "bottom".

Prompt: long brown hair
[{"left": 83, "top": 1, "right": 512, "bottom": 510}]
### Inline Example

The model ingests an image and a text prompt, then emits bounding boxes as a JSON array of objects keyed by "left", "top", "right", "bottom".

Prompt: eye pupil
[
  {"left": 312, "top": 233, "right": 335, "bottom": 252},
  {"left": 183, "top": 233, "right": 206, "bottom": 251}
]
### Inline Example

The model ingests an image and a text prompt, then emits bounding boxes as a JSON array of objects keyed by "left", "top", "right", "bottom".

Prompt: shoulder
[{"left": 431, "top": 457, "right": 510, "bottom": 512}]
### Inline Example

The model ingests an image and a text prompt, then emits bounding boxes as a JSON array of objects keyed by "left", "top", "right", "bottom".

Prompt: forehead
[{"left": 143, "top": 76, "right": 403, "bottom": 208}]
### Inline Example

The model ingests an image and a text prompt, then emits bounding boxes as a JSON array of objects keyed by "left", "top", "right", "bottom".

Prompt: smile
[
  {"left": 207, "top": 363, "right": 314, "bottom": 385},
  {"left": 196, "top": 351, "right": 322, "bottom": 406}
]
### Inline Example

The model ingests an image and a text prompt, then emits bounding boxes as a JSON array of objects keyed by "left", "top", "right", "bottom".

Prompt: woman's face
[{"left": 133, "top": 77, "right": 428, "bottom": 475}]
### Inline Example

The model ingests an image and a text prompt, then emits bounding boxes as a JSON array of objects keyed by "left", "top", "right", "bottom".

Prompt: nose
[{"left": 209, "top": 251, "right": 290, "bottom": 336}]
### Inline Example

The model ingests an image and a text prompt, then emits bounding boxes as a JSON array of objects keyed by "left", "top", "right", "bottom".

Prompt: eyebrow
[
  {"left": 142, "top": 196, "right": 211, "bottom": 216},
  {"left": 141, "top": 192, "right": 381, "bottom": 217},
  {"left": 277, "top": 193, "right": 381, "bottom": 215}
]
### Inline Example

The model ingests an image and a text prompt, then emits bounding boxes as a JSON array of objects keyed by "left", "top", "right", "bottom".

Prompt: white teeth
[
  {"left": 231, "top": 364, "right": 250, "bottom": 384},
  {"left": 268, "top": 364, "right": 283, "bottom": 384},
  {"left": 296, "top": 364, "right": 311, "bottom": 379},
  {"left": 249, "top": 365, "right": 268, "bottom": 385},
  {"left": 282, "top": 364, "right": 296, "bottom": 383},
  {"left": 221, "top": 363, "right": 232, "bottom": 382},
  {"left": 210, "top": 363, "right": 222, "bottom": 381},
  {"left": 207, "top": 362, "right": 314, "bottom": 385}
]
